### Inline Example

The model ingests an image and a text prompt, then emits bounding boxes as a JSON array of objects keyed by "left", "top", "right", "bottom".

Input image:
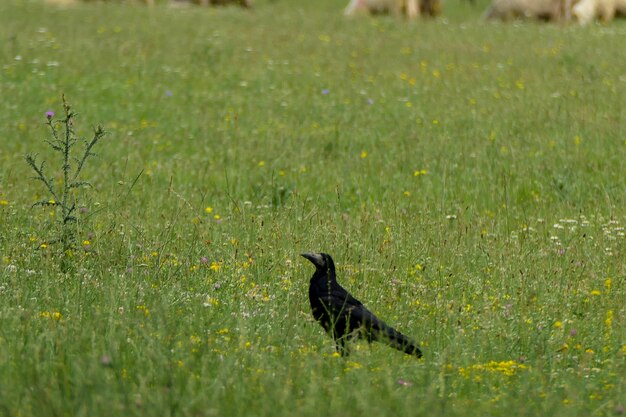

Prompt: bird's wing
[
  {"left": 345, "top": 303, "right": 388, "bottom": 330},
  {"left": 330, "top": 285, "right": 363, "bottom": 307}
]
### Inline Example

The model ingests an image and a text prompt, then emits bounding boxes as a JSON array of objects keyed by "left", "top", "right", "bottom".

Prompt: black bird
[{"left": 301, "top": 252, "right": 422, "bottom": 358}]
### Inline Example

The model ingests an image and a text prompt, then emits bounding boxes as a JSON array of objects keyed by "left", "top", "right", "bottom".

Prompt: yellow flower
[
  {"left": 258, "top": 160, "right": 265, "bottom": 167},
  {"left": 605, "top": 310, "right": 613, "bottom": 327},
  {"left": 214, "top": 214, "right": 221, "bottom": 220},
  {"left": 604, "top": 278, "right": 611, "bottom": 290},
  {"left": 414, "top": 169, "right": 428, "bottom": 176},
  {"left": 553, "top": 321, "right": 563, "bottom": 329},
  {"left": 574, "top": 135, "right": 581, "bottom": 145},
  {"left": 360, "top": 151, "right": 368, "bottom": 159},
  {"left": 40, "top": 311, "right": 62, "bottom": 320},
  {"left": 210, "top": 261, "right": 221, "bottom": 272},
  {"left": 204, "top": 297, "right": 220, "bottom": 307},
  {"left": 0, "top": 200, "right": 8, "bottom": 206},
  {"left": 40, "top": 243, "right": 48, "bottom": 249},
  {"left": 205, "top": 206, "right": 213, "bottom": 214},
  {"left": 590, "top": 290, "right": 601, "bottom": 296},
  {"left": 403, "top": 191, "right": 411, "bottom": 197}
]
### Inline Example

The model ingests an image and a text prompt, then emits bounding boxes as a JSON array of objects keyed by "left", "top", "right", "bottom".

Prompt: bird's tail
[{"left": 378, "top": 326, "right": 423, "bottom": 358}]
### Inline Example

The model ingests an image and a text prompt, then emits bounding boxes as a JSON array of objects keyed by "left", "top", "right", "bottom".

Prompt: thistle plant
[{"left": 25, "top": 94, "right": 105, "bottom": 271}]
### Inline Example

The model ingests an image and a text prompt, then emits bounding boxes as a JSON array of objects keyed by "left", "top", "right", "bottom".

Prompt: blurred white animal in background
[
  {"left": 484, "top": 0, "right": 567, "bottom": 21},
  {"left": 345, "top": 0, "right": 418, "bottom": 19},
  {"left": 571, "top": 0, "right": 626, "bottom": 24}
]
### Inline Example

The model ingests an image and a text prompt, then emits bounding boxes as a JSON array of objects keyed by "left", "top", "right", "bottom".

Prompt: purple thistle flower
[
  {"left": 46, "top": 110, "right": 54, "bottom": 119},
  {"left": 200, "top": 256, "right": 209, "bottom": 264},
  {"left": 367, "top": 98, "right": 374, "bottom": 105},
  {"left": 165, "top": 90, "right": 173, "bottom": 97},
  {"left": 569, "top": 328, "right": 577, "bottom": 337},
  {"left": 321, "top": 89, "right": 330, "bottom": 95}
]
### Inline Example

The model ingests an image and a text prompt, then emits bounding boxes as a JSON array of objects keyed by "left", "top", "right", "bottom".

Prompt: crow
[{"left": 301, "top": 252, "right": 422, "bottom": 358}]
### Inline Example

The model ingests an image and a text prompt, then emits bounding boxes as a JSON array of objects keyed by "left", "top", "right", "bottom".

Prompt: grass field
[{"left": 0, "top": 0, "right": 624, "bottom": 416}]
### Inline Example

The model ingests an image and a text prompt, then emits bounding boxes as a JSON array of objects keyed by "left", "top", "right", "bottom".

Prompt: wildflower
[
  {"left": 414, "top": 169, "right": 428, "bottom": 176},
  {"left": 200, "top": 257, "right": 208, "bottom": 264},
  {"left": 100, "top": 355, "right": 113, "bottom": 367},
  {"left": 605, "top": 310, "right": 613, "bottom": 327},
  {"left": 403, "top": 191, "right": 411, "bottom": 197},
  {"left": 210, "top": 261, "right": 221, "bottom": 272},
  {"left": 553, "top": 321, "right": 563, "bottom": 329},
  {"left": 135, "top": 305, "right": 150, "bottom": 316},
  {"left": 205, "top": 206, "right": 213, "bottom": 214},
  {"left": 40, "top": 311, "right": 62, "bottom": 320},
  {"left": 0, "top": 200, "right": 8, "bottom": 206},
  {"left": 604, "top": 278, "right": 612, "bottom": 291},
  {"left": 590, "top": 290, "right": 601, "bottom": 296},
  {"left": 321, "top": 89, "right": 329, "bottom": 95},
  {"left": 344, "top": 360, "right": 362, "bottom": 372},
  {"left": 40, "top": 243, "right": 48, "bottom": 249},
  {"left": 214, "top": 214, "right": 221, "bottom": 220},
  {"left": 203, "top": 296, "right": 220, "bottom": 307},
  {"left": 569, "top": 328, "right": 577, "bottom": 337},
  {"left": 367, "top": 98, "right": 374, "bottom": 105},
  {"left": 574, "top": 135, "right": 581, "bottom": 145},
  {"left": 46, "top": 110, "right": 54, "bottom": 119},
  {"left": 360, "top": 151, "right": 368, "bottom": 159}
]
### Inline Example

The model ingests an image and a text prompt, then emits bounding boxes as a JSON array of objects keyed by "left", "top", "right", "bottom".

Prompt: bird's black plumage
[{"left": 301, "top": 252, "right": 422, "bottom": 358}]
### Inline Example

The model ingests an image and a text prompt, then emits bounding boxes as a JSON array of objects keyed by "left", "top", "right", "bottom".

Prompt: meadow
[{"left": 0, "top": 0, "right": 624, "bottom": 416}]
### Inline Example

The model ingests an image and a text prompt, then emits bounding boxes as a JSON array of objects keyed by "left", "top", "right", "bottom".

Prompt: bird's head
[{"left": 301, "top": 252, "right": 335, "bottom": 273}]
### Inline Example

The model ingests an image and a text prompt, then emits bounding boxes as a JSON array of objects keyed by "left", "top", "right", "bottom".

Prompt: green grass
[{"left": 0, "top": 0, "right": 624, "bottom": 416}]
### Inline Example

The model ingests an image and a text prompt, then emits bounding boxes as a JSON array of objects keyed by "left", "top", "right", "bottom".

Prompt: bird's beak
[{"left": 301, "top": 252, "right": 324, "bottom": 268}]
